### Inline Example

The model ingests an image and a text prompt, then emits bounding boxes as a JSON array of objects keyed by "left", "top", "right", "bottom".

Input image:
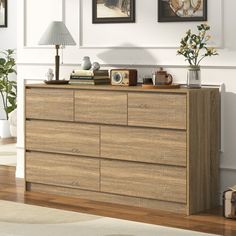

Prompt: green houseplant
[
  {"left": 0, "top": 49, "right": 17, "bottom": 138},
  {"left": 177, "top": 24, "right": 218, "bottom": 88}
]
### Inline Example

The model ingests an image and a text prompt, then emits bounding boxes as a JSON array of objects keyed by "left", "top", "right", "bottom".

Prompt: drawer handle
[
  {"left": 139, "top": 104, "right": 149, "bottom": 109},
  {"left": 72, "top": 148, "right": 80, "bottom": 153}
]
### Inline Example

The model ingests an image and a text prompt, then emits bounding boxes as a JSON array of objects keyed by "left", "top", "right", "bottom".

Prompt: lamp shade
[{"left": 39, "top": 21, "right": 76, "bottom": 46}]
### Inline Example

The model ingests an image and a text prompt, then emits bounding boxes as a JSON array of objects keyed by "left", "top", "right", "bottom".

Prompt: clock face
[{"left": 112, "top": 72, "right": 123, "bottom": 84}]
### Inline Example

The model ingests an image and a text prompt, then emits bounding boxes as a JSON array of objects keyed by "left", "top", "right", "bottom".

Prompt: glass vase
[{"left": 187, "top": 66, "right": 201, "bottom": 88}]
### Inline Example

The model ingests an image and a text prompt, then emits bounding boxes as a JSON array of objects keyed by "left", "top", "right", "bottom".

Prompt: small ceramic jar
[{"left": 81, "top": 56, "right": 92, "bottom": 70}]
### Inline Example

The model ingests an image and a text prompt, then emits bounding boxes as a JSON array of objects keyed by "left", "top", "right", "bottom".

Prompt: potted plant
[
  {"left": 177, "top": 24, "right": 218, "bottom": 88},
  {"left": 0, "top": 49, "right": 17, "bottom": 138}
]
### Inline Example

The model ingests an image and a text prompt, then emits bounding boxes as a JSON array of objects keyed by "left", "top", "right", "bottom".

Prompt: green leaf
[
  {"left": 9, "top": 91, "right": 16, "bottom": 96},
  {"left": 0, "top": 49, "right": 17, "bottom": 117},
  {"left": 0, "top": 58, "right": 6, "bottom": 65},
  {"left": 5, "top": 106, "right": 15, "bottom": 114},
  {"left": 7, "top": 96, "right": 16, "bottom": 105},
  {"left": 177, "top": 24, "right": 218, "bottom": 65}
]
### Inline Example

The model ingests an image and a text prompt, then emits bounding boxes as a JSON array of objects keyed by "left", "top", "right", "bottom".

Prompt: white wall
[
  {"left": 0, "top": 0, "right": 17, "bottom": 119},
  {"left": 16, "top": 0, "right": 236, "bottom": 196},
  {"left": 0, "top": 0, "right": 17, "bottom": 50}
]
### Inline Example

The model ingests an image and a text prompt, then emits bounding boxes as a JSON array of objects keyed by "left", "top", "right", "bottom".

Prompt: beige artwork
[
  {"left": 169, "top": 0, "right": 204, "bottom": 17},
  {"left": 97, "top": 0, "right": 130, "bottom": 18}
]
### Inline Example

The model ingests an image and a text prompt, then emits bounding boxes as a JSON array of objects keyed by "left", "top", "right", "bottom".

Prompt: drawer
[
  {"left": 26, "top": 120, "right": 99, "bottom": 157},
  {"left": 26, "top": 152, "right": 99, "bottom": 191},
  {"left": 26, "top": 88, "right": 74, "bottom": 121},
  {"left": 128, "top": 93, "right": 187, "bottom": 129},
  {"left": 75, "top": 90, "right": 127, "bottom": 125},
  {"left": 101, "top": 126, "right": 186, "bottom": 166},
  {"left": 101, "top": 160, "right": 187, "bottom": 203}
]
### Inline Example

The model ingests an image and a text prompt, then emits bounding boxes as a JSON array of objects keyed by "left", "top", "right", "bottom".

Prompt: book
[
  {"left": 69, "top": 79, "right": 111, "bottom": 83},
  {"left": 71, "top": 69, "right": 109, "bottom": 77},
  {"left": 93, "top": 75, "right": 111, "bottom": 79},
  {"left": 70, "top": 75, "right": 110, "bottom": 80},
  {"left": 70, "top": 76, "right": 94, "bottom": 80},
  {"left": 70, "top": 80, "right": 110, "bottom": 85},
  {"left": 70, "top": 77, "right": 110, "bottom": 81}
]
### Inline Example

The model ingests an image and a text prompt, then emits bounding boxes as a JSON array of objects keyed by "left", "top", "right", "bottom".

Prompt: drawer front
[
  {"left": 75, "top": 90, "right": 127, "bottom": 125},
  {"left": 26, "top": 120, "right": 99, "bottom": 157},
  {"left": 26, "top": 88, "right": 74, "bottom": 121},
  {"left": 128, "top": 93, "right": 187, "bottom": 129},
  {"left": 101, "top": 126, "right": 186, "bottom": 167},
  {"left": 101, "top": 160, "right": 187, "bottom": 203},
  {"left": 26, "top": 152, "right": 99, "bottom": 191}
]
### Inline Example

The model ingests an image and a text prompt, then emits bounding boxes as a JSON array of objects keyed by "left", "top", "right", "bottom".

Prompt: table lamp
[{"left": 39, "top": 21, "right": 76, "bottom": 84}]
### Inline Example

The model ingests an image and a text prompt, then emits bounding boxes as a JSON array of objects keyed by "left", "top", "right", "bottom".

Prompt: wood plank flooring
[
  {"left": 0, "top": 166, "right": 235, "bottom": 236},
  {"left": 0, "top": 137, "right": 16, "bottom": 145}
]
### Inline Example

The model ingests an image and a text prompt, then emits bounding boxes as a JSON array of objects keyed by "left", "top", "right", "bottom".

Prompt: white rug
[
  {"left": 0, "top": 200, "right": 219, "bottom": 236},
  {"left": 0, "top": 144, "right": 17, "bottom": 166}
]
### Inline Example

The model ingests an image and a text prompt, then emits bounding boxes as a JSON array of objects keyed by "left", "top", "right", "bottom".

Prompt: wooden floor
[
  {"left": 0, "top": 137, "right": 16, "bottom": 145},
  {"left": 0, "top": 166, "right": 235, "bottom": 236}
]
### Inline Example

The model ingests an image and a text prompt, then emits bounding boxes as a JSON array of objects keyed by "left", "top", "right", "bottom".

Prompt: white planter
[
  {"left": 8, "top": 110, "right": 17, "bottom": 137},
  {"left": 0, "top": 119, "right": 11, "bottom": 138}
]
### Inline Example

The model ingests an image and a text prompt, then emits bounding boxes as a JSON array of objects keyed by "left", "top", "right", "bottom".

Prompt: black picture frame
[
  {"left": 158, "top": 0, "right": 207, "bottom": 22},
  {"left": 92, "top": 0, "right": 135, "bottom": 24},
  {"left": 0, "top": 0, "right": 7, "bottom": 27}
]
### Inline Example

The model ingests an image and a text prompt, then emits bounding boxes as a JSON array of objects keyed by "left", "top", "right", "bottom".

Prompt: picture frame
[
  {"left": 158, "top": 0, "right": 207, "bottom": 22},
  {"left": 0, "top": 0, "right": 7, "bottom": 27},
  {"left": 92, "top": 0, "right": 135, "bottom": 24}
]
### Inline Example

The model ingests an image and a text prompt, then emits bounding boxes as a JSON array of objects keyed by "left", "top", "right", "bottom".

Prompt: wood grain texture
[
  {"left": 28, "top": 182, "right": 187, "bottom": 214},
  {"left": 25, "top": 84, "right": 189, "bottom": 94},
  {"left": 24, "top": 85, "right": 220, "bottom": 216},
  {"left": 101, "top": 160, "right": 187, "bottom": 204},
  {"left": 187, "top": 89, "right": 220, "bottom": 215},
  {"left": 25, "top": 120, "right": 100, "bottom": 157},
  {"left": 26, "top": 152, "right": 100, "bottom": 191},
  {"left": 0, "top": 137, "right": 16, "bottom": 145},
  {"left": 2, "top": 166, "right": 236, "bottom": 236},
  {"left": 128, "top": 93, "right": 187, "bottom": 129},
  {"left": 101, "top": 126, "right": 187, "bottom": 166},
  {"left": 74, "top": 90, "right": 127, "bottom": 125},
  {"left": 25, "top": 88, "right": 74, "bottom": 121}
]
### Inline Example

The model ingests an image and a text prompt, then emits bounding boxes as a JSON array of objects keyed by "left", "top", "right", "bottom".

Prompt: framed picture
[
  {"left": 0, "top": 0, "right": 7, "bottom": 27},
  {"left": 92, "top": 0, "right": 135, "bottom": 24},
  {"left": 158, "top": 0, "right": 207, "bottom": 22}
]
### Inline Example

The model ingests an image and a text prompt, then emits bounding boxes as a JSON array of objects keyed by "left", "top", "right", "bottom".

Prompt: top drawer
[
  {"left": 75, "top": 90, "right": 127, "bottom": 125},
  {"left": 128, "top": 93, "right": 187, "bottom": 130},
  {"left": 26, "top": 88, "right": 74, "bottom": 121}
]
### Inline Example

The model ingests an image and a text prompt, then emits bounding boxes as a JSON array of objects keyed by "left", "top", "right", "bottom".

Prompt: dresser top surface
[{"left": 25, "top": 84, "right": 219, "bottom": 94}]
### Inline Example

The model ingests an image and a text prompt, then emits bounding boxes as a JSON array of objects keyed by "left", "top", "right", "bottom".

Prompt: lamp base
[{"left": 44, "top": 80, "right": 69, "bottom": 85}]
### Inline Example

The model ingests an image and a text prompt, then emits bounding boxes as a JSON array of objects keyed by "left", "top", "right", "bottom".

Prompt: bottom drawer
[
  {"left": 26, "top": 152, "right": 100, "bottom": 191},
  {"left": 101, "top": 160, "right": 187, "bottom": 204}
]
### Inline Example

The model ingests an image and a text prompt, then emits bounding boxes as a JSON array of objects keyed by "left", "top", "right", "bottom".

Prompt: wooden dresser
[{"left": 25, "top": 84, "right": 220, "bottom": 215}]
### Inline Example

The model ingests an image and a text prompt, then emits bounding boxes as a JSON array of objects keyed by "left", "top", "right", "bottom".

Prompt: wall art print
[
  {"left": 158, "top": 0, "right": 207, "bottom": 22},
  {"left": 0, "top": 0, "right": 7, "bottom": 27},
  {"left": 92, "top": 0, "right": 135, "bottom": 23}
]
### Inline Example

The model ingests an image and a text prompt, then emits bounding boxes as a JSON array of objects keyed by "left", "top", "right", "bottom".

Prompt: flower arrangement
[
  {"left": 177, "top": 24, "right": 218, "bottom": 66},
  {"left": 0, "top": 49, "right": 17, "bottom": 120}
]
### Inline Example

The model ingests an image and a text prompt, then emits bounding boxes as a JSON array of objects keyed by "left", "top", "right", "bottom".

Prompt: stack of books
[{"left": 70, "top": 70, "right": 110, "bottom": 85}]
